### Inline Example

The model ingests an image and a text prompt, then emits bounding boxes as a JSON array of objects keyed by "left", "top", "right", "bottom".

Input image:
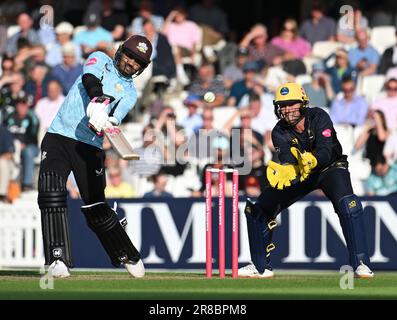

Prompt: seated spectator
[
  {"left": 384, "top": 130, "right": 397, "bottom": 164},
  {"left": 366, "top": 155, "right": 397, "bottom": 196},
  {"left": 129, "top": 0, "right": 164, "bottom": 36},
  {"left": 330, "top": 77, "right": 368, "bottom": 126},
  {"left": 46, "top": 22, "right": 82, "bottom": 68},
  {"left": 354, "top": 110, "right": 389, "bottom": 166},
  {"left": 336, "top": 8, "right": 368, "bottom": 45},
  {"left": 379, "top": 30, "right": 397, "bottom": 75},
  {"left": 326, "top": 48, "right": 357, "bottom": 94},
  {"left": 271, "top": 18, "right": 311, "bottom": 60},
  {"left": 371, "top": 78, "right": 397, "bottom": 131},
  {"left": 299, "top": 1, "right": 336, "bottom": 46},
  {"left": 163, "top": 6, "right": 201, "bottom": 62},
  {"left": 51, "top": 43, "right": 83, "bottom": 95},
  {"left": 223, "top": 48, "right": 248, "bottom": 89},
  {"left": 6, "top": 12, "right": 41, "bottom": 57},
  {"left": 84, "top": 0, "right": 129, "bottom": 41},
  {"left": 189, "top": 0, "right": 229, "bottom": 41},
  {"left": 1, "top": 55, "right": 15, "bottom": 77},
  {"left": 74, "top": 13, "right": 113, "bottom": 58},
  {"left": 143, "top": 172, "right": 173, "bottom": 198},
  {"left": 179, "top": 94, "right": 203, "bottom": 137},
  {"left": 105, "top": 166, "right": 136, "bottom": 198},
  {"left": 0, "top": 73, "right": 30, "bottom": 122},
  {"left": 142, "top": 19, "right": 176, "bottom": 83},
  {"left": 188, "top": 62, "right": 226, "bottom": 107},
  {"left": 0, "top": 125, "right": 14, "bottom": 202},
  {"left": 4, "top": 93, "right": 39, "bottom": 191},
  {"left": 35, "top": 80, "right": 65, "bottom": 136},
  {"left": 348, "top": 29, "right": 380, "bottom": 77},
  {"left": 239, "top": 24, "right": 285, "bottom": 67},
  {"left": 303, "top": 63, "right": 334, "bottom": 108},
  {"left": 24, "top": 62, "right": 54, "bottom": 106},
  {"left": 227, "top": 61, "right": 260, "bottom": 106}
]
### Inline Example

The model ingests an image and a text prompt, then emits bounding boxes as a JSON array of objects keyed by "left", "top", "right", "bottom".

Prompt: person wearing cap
[
  {"left": 37, "top": 35, "right": 153, "bottom": 279},
  {"left": 51, "top": 42, "right": 84, "bottom": 95},
  {"left": 180, "top": 94, "right": 203, "bottom": 137},
  {"left": 222, "top": 48, "right": 249, "bottom": 89},
  {"left": 74, "top": 13, "right": 113, "bottom": 57},
  {"left": 325, "top": 48, "right": 357, "bottom": 94},
  {"left": 46, "top": 22, "right": 82, "bottom": 68},
  {"left": 239, "top": 82, "right": 374, "bottom": 279},
  {"left": 3, "top": 93, "right": 39, "bottom": 192},
  {"left": 227, "top": 61, "right": 260, "bottom": 106}
]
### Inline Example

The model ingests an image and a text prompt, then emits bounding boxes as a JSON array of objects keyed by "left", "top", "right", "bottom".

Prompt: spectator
[
  {"left": 74, "top": 13, "right": 113, "bottom": 58},
  {"left": 85, "top": 0, "right": 129, "bottom": 41},
  {"left": 179, "top": 94, "right": 203, "bottom": 137},
  {"left": 354, "top": 110, "right": 389, "bottom": 166},
  {"left": 379, "top": 31, "right": 397, "bottom": 75},
  {"left": 366, "top": 155, "right": 397, "bottom": 196},
  {"left": 241, "top": 175, "right": 262, "bottom": 198},
  {"left": 371, "top": 78, "right": 397, "bottom": 131},
  {"left": 46, "top": 22, "right": 82, "bottom": 68},
  {"left": 51, "top": 42, "right": 84, "bottom": 95},
  {"left": 142, "top": 19, "right": 176, "bottom": 81},
  {"left": 0, "top": 73, "right": 30, "bottom": 122},
  {"left": 24, "top": 62, "right": 53, "bottom": 106},
  {"left": 227, "top": 61, "right": 259, "bottom": 106},
  {"left": 188, "top": 62, "right": 226, "bottom": 107},
  {"left": 4, "top": 93, "right": 39, "bottom": 191},
  {"left": 348, "top": 29, "right": 380, "bottom": 77},
  {"left": 143, "top": 172, "right": 173, "bottom": 198},
  {"left": 6, "top": 12, "right": 41, "bottom": 56},
  {"left": 299, "top": 1, "right": 336, "bottom": 46},
  {"left": 0, "top": 124, "right": 14, "bottom": 202},
  {"left": 336, "top": 8, "right": 368, "bottom": 45},
  {"left": 330, "top": 77, "right": 368, "bottom": 126},
  {"left": 303, "top": 63, "right": 334, "bottom": 108},
  {"left": 326, "top": 48, "right": 357, "bottom": 94},
  {"left": 239, "top": 24, "right": 285, "bottom": 67},
  {"left": 163, "top": 6, "right": 201, "bottom": 63},
  {"left": 223, "top": 48, "right": 248, "bottom": 89},
  {"left": 105, "top": 166, "right": 136, "bottom": 198},
  {"left": 384, "top": 130, "right": 397, "bottom": 164},
  {"left": 129, "top": 0, "right": 164, "bottom": 36},
  {"left": 35, "top": 80, "right": 65, "bottom": 134},
  {"left": 271, "top": 18, "right": 311, "bottom": 60},
  {"left": 1, "top": 55, "right": 15, "bottom": 77},
  {"left": 189, "top": 0, "right": 229, "bottom": 41}
]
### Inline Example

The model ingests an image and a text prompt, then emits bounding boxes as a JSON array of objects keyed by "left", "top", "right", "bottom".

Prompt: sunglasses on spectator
[
  {"left": 283, "top": 27, "right": 295, "bottom": 32},
  {"left": 203, "top": 117, "right": 213, "bottom": 120},
  {"left": 343, "top": 87, "right": 355, "bottom": 93},
  {"left": 387, "top": 86, "right": 397, "bottom": 91}
]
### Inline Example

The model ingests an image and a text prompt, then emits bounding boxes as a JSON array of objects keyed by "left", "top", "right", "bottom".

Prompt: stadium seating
[
  {"left": 370, "top": 26, "right": 396, "bottom": 55},
  {"left": 312, "top": 41, "right": 343, "bottom": 59}
]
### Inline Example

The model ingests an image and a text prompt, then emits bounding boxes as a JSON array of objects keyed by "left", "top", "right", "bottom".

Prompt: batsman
[
  {"left": 239, "top": 82, "right": 374, "bottom": 279},
  {"left": 37, "top": 35, "right": 152, "bottom": 278}
]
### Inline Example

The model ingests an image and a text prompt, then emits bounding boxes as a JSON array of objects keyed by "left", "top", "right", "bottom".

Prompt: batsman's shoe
[
  {"left": 48, "top": 260, "right": 70, "bottom": 278},
  {"left": 238, "top": 263, "right": 274, "bottom": 278},
  {"left": 354, "top": 262, "right": 374, "bottom": 278},
  {"left": 124, "top": 259, "right": 145, "bottom": 278}
]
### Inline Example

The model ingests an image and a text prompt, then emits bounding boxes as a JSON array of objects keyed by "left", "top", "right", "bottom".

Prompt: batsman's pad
[
  {"left": 244, "top": 199, "right": 275, "bottom": 273},
  {"left": 81, "top": 202, "right": 140, "bottom": 267},
  {"left": 338, "top": 194, "right": 370, "bottom": 269},
  {"left": 38, "top": 172, "right": 73, "bottom": 267}
]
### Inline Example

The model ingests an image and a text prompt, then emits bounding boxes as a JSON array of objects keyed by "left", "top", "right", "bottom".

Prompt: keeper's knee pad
[
  {"left": 38, "top": 172, "right": 73, "bottom": 267},
  {"left": 244, "top": 199, "right": 277, "bottom": 273},
  {"left": 338, "top": 194, "right": 370, "bottom": 268},
  {"left": 81, "top": 202, "right": 140, "bottom": 267}
]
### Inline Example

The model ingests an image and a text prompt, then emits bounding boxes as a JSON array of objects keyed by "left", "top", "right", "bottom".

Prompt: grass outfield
[{"left": 0, "top": 270, "right": 397, "bottom": 300}]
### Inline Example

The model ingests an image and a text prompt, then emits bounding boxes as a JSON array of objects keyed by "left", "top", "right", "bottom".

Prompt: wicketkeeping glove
[
  {"left": 290, "top": 147, "right": 318, "bottom": 182},
  {"left": 266, "top": 161, "right": 299, "bottom": 190}
]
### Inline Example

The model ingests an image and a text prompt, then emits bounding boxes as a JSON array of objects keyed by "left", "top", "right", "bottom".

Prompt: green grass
[{"left": 1, "top": 270, "right": 397, "bottom": 300}]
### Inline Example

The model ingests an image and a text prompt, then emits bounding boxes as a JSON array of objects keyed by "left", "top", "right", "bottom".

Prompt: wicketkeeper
[
  {"left": 239, "top": 82, "right": 374, "bottom": 278},
  {"left": 37, "top": 35, "right": 152, "bottom": 278}
]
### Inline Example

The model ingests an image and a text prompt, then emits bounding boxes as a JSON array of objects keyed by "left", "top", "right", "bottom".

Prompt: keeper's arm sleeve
[
  {"left": 312, "top": 110, "right": 334, "bottom": 168},
  {"left": 272, "top": 128, "right": 297, "bottom": 165}
]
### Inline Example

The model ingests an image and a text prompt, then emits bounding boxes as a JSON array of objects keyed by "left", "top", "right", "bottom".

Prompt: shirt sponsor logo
[
  {"left": 85, "top": 57, "right": 97, "bottom": 66},
  {"left": 322, "top": 129, "right": 332, "bottom": 138}
]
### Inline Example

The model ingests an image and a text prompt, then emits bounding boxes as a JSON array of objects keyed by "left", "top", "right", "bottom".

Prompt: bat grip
[{"left": 88, "top": 98, "right": 111, "bottom": 137}]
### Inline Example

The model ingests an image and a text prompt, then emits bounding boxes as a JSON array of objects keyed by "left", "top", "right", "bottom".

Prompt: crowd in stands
[{"left": 2, "top": 0, "right": 397, "bottom": 202}]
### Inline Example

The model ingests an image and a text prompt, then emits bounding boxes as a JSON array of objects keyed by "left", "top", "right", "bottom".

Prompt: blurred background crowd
[{"left": 1, "top": 0, "right": 397, "bottom": 203}]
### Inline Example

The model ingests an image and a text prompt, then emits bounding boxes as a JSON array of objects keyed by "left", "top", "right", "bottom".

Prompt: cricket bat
[{"left": 103, "top": 125, "right": 140, "bottom": 161}]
